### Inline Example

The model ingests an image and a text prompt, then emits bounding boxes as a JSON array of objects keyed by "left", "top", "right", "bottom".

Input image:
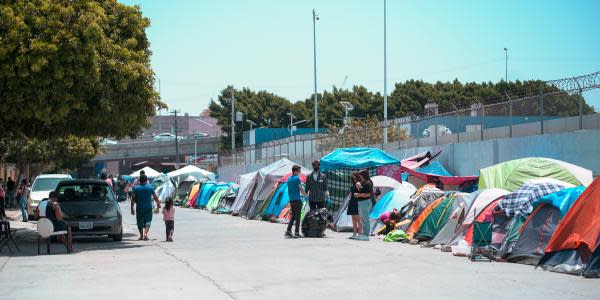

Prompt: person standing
[
  {"left": 6, "top": 177, "right": 15, "bottom": 208},
  {"left": 305, "top": 160, "right": 329, "bottom": 210},
  {"left": 285, "top": 165, "right": 307, "bottom": 238},
  {"left": 353, "top": 170, "right": 374, "bottom": 241},
  {"left": 347, "top": 172, "right": 362, "bottom": 239},
  {"left": 162, "top": 197, "right": 175, "bottom": 242},
  {"left": 18, "top": 179, "right": 30, "bottom": 222},
  {"left": 0, "top": 181, "right": 5, "bottom": 218},
  {"left": 131, "top": 174, "right": 161, "bottom": 240}
]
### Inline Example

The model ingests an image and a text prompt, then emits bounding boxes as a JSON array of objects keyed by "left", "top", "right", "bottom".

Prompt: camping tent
[
  {"left": 539, "top": 176, "right": 600, "bottom": 276},
  {"left": 230, "top": 172, "right": 258, "bottom": 215},
  {"left": 130, "top": 166, "right": 161, "bottom": 178},
  {"left": 167, "top": 165, "right": 216, "bottom": 188},
  {"left": 506, "top": 186, "right": 584, "bottom": 265},
  {"left": 153, "top": 174, "right": 176, "bottom": 202},
  {"left": 498, "top": 182, "right": 566, "bottom": 218},
  {"left": 478, "top": 157, "right": 592, "bottom": 191},
  {"left": 368, "top": 183, "right": 416, "bottom": 220},
  {"left": 429, "top": 192, "right": 476, "bottom": 246},
  {"left": 401, "top": 161, "right": 479, "bottom": 187},
  {"left": 186, "top": 182, "right": 202, "bottom": 207},
  {"left": 443, "top": 188, "right": 510, "bottom": 249},
  {"left": 175, "top": 176, "right": 198, "bottom": 206},
  {"left": 331, "top": 176, "right": 411, "bottom": 232}
]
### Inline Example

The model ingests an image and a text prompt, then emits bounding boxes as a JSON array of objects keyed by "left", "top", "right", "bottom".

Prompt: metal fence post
[
  {"left": 434, "top": 124, "right": 438, "bottom": 145},
  {"left": 505, "top": 91, "right": 513, "bottom": 138},
  {"left": 539, "top": 85, "right": 544, "bottom": 134},
  {"left": 480, "top": 104, "right": 485, "bottom": 141},
  {"left": 416, "top": 120, "right": 420, "bottom": 148},
  {"left": 455, "top": 112, "right": 460, "bottom": 143},
  {"left": 579, "top": 89, "right": 583, "bottom": 130},
  {"left": 302, "top": 140, "right": 305, "bottom": 164}
]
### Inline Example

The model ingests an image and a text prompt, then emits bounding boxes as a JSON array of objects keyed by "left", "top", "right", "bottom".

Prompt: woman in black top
[
  {"left": 46, "top": 191, "right": 74, "bottom": 252},
  {"left": 353, "top": 170, "right": 374, "bottom": 241},
  {"left": 347, "top": 172, "right": 362, "bottom": 239}
]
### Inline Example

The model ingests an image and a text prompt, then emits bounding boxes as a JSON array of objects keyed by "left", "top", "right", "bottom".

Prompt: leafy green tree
[{"left": 0, "top": 0, "right": 165, "bottom": 139}]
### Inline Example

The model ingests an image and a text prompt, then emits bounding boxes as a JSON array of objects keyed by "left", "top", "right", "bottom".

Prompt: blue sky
[{"left": 121, "top": 0, "right": 600, "bottom": 115}]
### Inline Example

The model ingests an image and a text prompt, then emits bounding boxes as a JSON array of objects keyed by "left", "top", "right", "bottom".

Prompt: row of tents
[{"left": 167, "top": 147, "right": 599, "bottom": 278}]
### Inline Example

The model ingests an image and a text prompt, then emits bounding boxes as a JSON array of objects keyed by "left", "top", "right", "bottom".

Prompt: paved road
[{"left": 1, "top": 201, "right": 598, "bottom": 300}]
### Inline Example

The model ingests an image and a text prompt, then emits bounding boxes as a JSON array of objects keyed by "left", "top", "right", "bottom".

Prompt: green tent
[
  {"left": 478, "top": 157, "right": 592, "bottom": 192},
  {"left": 415, "top": 195, "right": 455, "bottom": 241},
  {"left": 206, "top": 189, "right": 229, "bottom": 211}
]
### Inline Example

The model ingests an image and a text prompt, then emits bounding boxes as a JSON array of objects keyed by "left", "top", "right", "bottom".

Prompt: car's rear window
[
  {"left": 32, "top": 177, "right": 71, "bottom": 192},
  {"left": 57, "top": 183, "right": 115, "bottom": 202}
]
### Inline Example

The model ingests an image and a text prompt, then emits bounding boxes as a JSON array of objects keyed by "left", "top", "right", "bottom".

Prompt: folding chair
[
  {"left": 470, "top": 220, "right": 493, "bottom": 262},
  {"left": 37, "top": 218, "right": 68, "bottom": 255},
  {"left": 0, "top": 220, "right": 20, "bottom": 254}
]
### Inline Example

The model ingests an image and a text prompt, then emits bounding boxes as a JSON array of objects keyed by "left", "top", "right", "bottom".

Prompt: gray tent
[{"left": 429, "top": 192, "right": 475, "bottom": 246}]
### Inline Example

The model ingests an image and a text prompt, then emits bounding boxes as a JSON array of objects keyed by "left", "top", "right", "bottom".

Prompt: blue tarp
[
  {"left": 369, "top": 188, "right": 414, "bottom": 219},
  {"left": 402, "top": 161, "right": 452, "bottom": 181},
  {"left": 532, "top": 186, "right": 585, "bottom": 217},
  {"left": 320, "top": 147, "right": 400, "bottom": 171}
]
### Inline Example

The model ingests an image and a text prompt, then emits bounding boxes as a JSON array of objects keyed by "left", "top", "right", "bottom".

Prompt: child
[
  {"left": 163, "top": 197, "right": 175, "bottom": 242},
  {"left": 378, "top": 209, "right": 401, "bottom": 235}
]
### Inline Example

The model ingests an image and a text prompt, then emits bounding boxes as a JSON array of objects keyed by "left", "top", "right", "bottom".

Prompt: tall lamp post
[
  {"left": 312, "top": 9, "right": 319, "bottom": 133},
  {"left": 170, "top": 110, "right": 180, "bottom": 169},
  {"left": 383, "top": 0, "right": 388, "bottom": 144},
  {"left": 504, "top": 47, "right": 508, "bottom": 82}
]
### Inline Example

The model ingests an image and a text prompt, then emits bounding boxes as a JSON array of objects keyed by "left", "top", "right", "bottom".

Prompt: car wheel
[{"left": 111, "top": 228, "right": 123, "bottom": 242}]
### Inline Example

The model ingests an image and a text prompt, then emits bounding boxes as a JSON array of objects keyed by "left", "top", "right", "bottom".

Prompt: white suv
[{"left": 28, "top": 174, "right": 73, "bottom": 217}]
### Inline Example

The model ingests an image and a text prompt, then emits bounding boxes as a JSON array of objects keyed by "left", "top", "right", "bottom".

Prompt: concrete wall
[{"left": 219, "top": 128, "right": 600, "bottom": 182}]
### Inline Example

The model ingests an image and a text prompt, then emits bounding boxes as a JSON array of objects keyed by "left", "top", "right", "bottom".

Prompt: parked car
[
  {"left": 100, "top": 138, "right": 118, "bottom": 145},
  {"left": 28, "top": 174, "right": 73, "bottom": 218},
  {"left": 153, "top": 133, "right": 183, "bottom": 142},
  {"left": 185, "top": 132, "right": 210, "bottom": 140},
  {"left": 55, "top": 180, "right": 123, "bottom": 241}
]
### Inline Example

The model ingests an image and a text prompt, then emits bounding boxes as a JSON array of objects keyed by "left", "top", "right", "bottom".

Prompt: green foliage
[
  {"left": 210, "top": 79, "right": 593, "bottom": 148},
  {"left": 0, "top": 0, "right": 165, "bottom": 139}
]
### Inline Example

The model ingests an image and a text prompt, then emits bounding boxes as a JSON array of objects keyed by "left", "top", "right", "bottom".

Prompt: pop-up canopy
[
  {"left": 130, "top": 166, "right": 161, "bottom": 178},
  {"left": 167, "top": 165, "right": 216, "bottom": 187},
  {"left": 320, "top": 147, "right": 400, "bottom": 171}
]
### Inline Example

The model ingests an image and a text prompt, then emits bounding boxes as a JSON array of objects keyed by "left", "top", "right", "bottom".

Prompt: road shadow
[{"left": 1, "top": 228, "right": 151, "bottom": 257}]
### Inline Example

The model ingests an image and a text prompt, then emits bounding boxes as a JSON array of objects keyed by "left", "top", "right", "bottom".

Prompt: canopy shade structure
[
  {"left": 320, "top": 147, "right": 400, "bottom": 171},
  {"left": 130, "top": 166, "right": 161, "bottom": 178},
  {"left": 478, "top": 157, "right": 593, "bottom": 192},
  {"left": 167, "top": 165, "right": 216, "bottom": 187}
]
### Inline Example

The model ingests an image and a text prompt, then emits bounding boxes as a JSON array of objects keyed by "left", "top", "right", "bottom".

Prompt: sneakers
[
  {"left": 285, "top": 231, "right": 293, "bottom": 238},
  {"left": 348, "top": 234, "right": 357, "bottom": 239},
  {"left": 294, "top": 233, "right": 302, "bottom": 238},
  {"left": 355, "top": 235, "right": 370, "bottom": 241}
]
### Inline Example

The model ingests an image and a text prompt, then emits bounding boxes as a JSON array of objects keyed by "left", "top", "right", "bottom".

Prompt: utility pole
[
  {"left": 231, "top": 89, "right": 235, "bottom": 152},
  {"left": 383, "top": 0, "right": 388, "bottom": 144},
  {"left": 504, "top": 48, "right": 508, "bottom": 82},
  {"left": 312, "top": 9, "right": 319, "bottom": 133},
  {"left": 171, "top": 110, "right": 181, "bottom": 169}
]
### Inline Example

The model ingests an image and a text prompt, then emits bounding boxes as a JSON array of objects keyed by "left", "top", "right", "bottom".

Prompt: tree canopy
[
  {"left": 0, "top": 0, "right": 165, "bottom": 139},
  {"left": 209, "top": 79, "right": 593, "bottom": 148}
]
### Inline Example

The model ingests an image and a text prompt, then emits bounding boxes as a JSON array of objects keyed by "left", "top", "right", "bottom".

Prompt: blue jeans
[
  {"left": 357, "top": 200, "right": 372, "bottom": 237},
  {"left": 20, "top": 197, "right": 28, "bottom": 222}
]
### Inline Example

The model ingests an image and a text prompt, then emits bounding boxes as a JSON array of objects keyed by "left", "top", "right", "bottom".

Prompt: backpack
[{"left": 301, "top": 208, "right": 328, "bottom": 237}]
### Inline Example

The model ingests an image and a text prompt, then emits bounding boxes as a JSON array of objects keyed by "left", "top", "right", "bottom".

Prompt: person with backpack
[
  {"left": 353, "top": 170, "right": 374, "bottom": 241},
  {"left": 305, "top": 160, "right": 328, "bottom": 210},
  {"left": 285, "top": 165, "right": 307, "bottom": 238}
]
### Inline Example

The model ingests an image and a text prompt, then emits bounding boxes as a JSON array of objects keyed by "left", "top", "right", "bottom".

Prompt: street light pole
[
  {"left": 504, "top": 47, "right": 508, "bottom": 82},
  {"left": 312, "top": 9, "right": 319, "bottom": 133},
  {"left": 231, "top": 89, "right": 235, "bottom": 152},
  {"left": 171, "top": 110, "right": 181, "bottom": 169},
  {"left": 383, "top": 0, "right": 388, "bottom": 144}
]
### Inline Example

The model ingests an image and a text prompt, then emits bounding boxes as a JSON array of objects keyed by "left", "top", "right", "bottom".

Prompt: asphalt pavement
[{"left": 1, "top": 201, "right": 599, "bottom": 300}]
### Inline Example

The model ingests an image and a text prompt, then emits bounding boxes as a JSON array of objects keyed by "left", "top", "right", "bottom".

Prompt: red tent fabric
[
  {"left": 544, "top": 176, "right": 600, "bottom": 257},
  {"left": 464, "top": 199, "right": 501, "bottom": 245},
  {"left": 400, "top": 166, "right": 479, "bottom": 186},
  {"left": 401, "top": 150, "right": 442, "bottom": 170},
  {"left": 278, "top": 173, "right": 307, "bottom": 183}
]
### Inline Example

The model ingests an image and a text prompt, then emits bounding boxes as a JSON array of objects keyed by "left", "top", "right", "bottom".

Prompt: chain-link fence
[{"left": 219, "top": 87, "right": 599, "bottom": 168}]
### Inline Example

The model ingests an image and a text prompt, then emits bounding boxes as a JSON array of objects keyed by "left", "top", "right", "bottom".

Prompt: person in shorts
[{"left": 131, "top": 175, "right": 161, "bottom": 240}]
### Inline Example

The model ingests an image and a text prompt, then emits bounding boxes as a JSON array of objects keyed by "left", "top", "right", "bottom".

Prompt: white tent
[
  {"left": 167, "top": 165, "right": 216, "bottom": 187},
  {"left": 130, "top": 166, "right": 161, "bottom": 178},
  {"left": 231, "top": 159, "right": 310, "bottom": 217}
]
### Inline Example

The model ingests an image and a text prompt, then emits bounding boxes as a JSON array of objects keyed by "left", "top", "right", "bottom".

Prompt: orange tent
[
  {"left": 187, "top": 183, "right": 201, "bottom": 207},
  {"left": 406, "top": 195, "right": 446, "bottom": 238},
  {"left": 544, "top": 176, "right": 600, "bottom": 258},
  {"left": 463, "top": 199, "right": 501, "bottom": 245}
]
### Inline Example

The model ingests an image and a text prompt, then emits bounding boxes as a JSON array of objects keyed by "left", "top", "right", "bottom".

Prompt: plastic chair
[{"left": 37, "top": 218, "right": 68, "bottom": 255}]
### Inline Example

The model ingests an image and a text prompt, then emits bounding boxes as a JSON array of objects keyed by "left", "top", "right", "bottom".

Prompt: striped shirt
[{"left": 305, "top": 171, "right": 328, "bottom": 203}]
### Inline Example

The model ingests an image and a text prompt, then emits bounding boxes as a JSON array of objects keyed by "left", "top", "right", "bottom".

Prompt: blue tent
[
  {"left": 532, "top": 186, "right": 585, "bottom": 217},
  {"left": 320, "top": 147, "right": 400, "bottom": 171},
  {"left": 369, "top": 187, "right": 414, "bottom": 219},
  {"left": 263, "top": 182, "right": 290, "bottom": 218},
  {"left": 194, "top": 182, "right": 215, "bottom": 208},
  {"left": 402, "top": 161, "right": 452, "bottom": 181},
  {"left": 198, "top": 183, "right": 230, "bottom": 207}
]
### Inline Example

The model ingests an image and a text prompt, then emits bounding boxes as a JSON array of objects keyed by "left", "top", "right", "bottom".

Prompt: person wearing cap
[
  {"left": 305, "top": 160, "right": 329, "bottom": 210},
  {"left": 131, "top": 174, "right": 161, "bottom": 240}
]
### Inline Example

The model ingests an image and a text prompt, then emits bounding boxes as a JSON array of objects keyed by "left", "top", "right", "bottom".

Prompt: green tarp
[{"left": 479, "top": 158, "right": 582, "bottom": 191}]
